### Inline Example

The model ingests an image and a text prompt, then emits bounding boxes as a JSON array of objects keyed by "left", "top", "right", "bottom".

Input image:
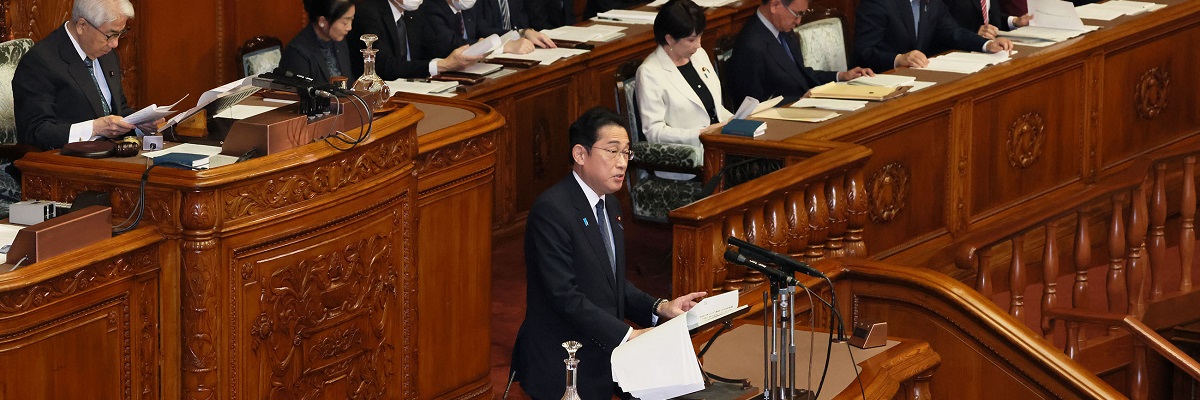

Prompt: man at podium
[
  {"left": 13, "top": 0, "right": 148, "bottom": 150},
  {"left": 511, "top": 107, "right": 706, "bottom": 399}
]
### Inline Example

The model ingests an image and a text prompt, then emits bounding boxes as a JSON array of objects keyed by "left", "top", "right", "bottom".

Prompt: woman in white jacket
[{"left": 635, "top": 0, "right": 732, "bottom": 179}]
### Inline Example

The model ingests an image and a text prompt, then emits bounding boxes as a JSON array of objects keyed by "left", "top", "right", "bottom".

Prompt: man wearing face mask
[
  {"left": 348, "top": 0, "right": 483, "bottom": 80},
  {"left": 420, "top": 0, "right": 550, "bottom": 59}
]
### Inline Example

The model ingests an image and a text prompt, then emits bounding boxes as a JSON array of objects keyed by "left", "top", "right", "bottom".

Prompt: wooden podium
[{"left": 14, "top": 94, "right": 503, "bottom": 399}]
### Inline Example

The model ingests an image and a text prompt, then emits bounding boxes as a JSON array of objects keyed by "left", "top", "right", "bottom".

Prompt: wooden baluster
[
  {"left": 723, "top": 215, "right": 747, "bottom": 293},
  {"left": 744, "top": 206, "right": 766, "bottom": 284},
  {"left": 1108, "top": 195, "right": 1127, "bottom": 335},
  {"left": 1063, "top": 320, "right": 1080, "bottom": 360},
  {"left": 1073, "top": 210, "right": 1091, "bottom": 344},
  {"left": 805, "top": 181, "right": 830, "bottom": 265},
  {"left": 844, "top": 166, "right": 868, "bottom": 257},
  {"left": 785, "top": 190, "right": 810, "bottom": 257},
  {"left": 1130, "top": 340, "right": 1149, "bottom": 400},
  {"left": 1010, "top": 234, "right": 1026, "bottom": 320},
  {"left": 1181, "top": 156, "right": 1196, "bottom": 292},
  {"left": 1148, "top": 163, "right": 1167, "bottom": 300},
  {"left": 978, "top": 247, "right": 994, "bottom": 297},
  {"left": 1042, "top": 221, "right": 1059, "bottom": 339},
  {"left": 825, "top": 173, "right": 848, "bottom": 258},
  {"left": 1128, "top": 179, "right": 1149, "bottom": 318},
  {"left": 765, "top": 196, "right": 788, "bottom": 255}
]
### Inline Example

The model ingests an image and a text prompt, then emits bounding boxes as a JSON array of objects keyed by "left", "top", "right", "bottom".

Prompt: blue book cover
[
  {"left": 721, "top": 119, "right": 766, "bottom": 137},
  {"left": 153, "top": 152, "right": 209, "bottom": 168}
]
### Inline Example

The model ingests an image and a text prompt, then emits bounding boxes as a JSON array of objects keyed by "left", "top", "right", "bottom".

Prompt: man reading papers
[{"left": 511, "top": 107, "right": 706, "bottom": 399}]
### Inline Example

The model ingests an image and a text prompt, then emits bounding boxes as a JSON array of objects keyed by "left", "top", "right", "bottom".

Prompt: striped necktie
[
  {"left": 499, "top": 0, "right": 512, "bottom": 30},
  {"left": 84, "top": 58, "right": 111, "bottom": 116},
  {"left": 596, "top": 199, "right": 616, "bottom": 276}
]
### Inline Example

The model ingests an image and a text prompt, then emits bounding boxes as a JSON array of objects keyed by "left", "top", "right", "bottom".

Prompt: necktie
[
  {"left": 499, "top": 0, "right": 512, "bottom": 30},
  {"left": 84, "top": 58, "right": 111, "bottom": 116},
  {"left": 596, "top": 199, "right": 616, "bottom": 276},
  {"left": 396, "top": 16, "right": 409, "bottom": 61},
  {"left": 981, "top": 0, "right": 989, "bottom": 25},
  {"left": 458, "top": 13, "right": 467, "bottom": 40},
  {"left": 778, "top": 32, "right": 796, "bottom": 64},
  {"left": 911, "top": 0, "right": 921, "bottom": 37}
]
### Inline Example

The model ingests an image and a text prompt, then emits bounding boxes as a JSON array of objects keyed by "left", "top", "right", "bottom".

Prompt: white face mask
[
  {"left": 400, "top": 0, "right": 423, "bottom": 11},
  {"left": 452, "top": 0, "right": 476, "bottom": 10}
]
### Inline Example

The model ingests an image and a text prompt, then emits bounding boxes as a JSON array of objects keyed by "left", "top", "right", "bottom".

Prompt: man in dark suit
[
  {"left": 944, "top": 0, "right": 1032, "bottom": 41},
  {"left": 476, "top": 0, "right": 555, "bottom": 48},
  {"left": 347, "top": 0, "right": 481, "bottom": 80},
  {"left": 854, "top": 0, "right": 1014, "bottom": 73},
  {"left": 512, "top": 107, "right": 706, "bottom": 400},
  {"left": 727, "top": 0, "right": 874, "bottom": 102},
  {"left": 13, "top": 0, "right": 148, "bottom": 151},
  {"left": 526, "top": 0, "right": 573, "bottom": 30},
  {"left": 420, "top": 0, "right": 552, "bottom": 60}
]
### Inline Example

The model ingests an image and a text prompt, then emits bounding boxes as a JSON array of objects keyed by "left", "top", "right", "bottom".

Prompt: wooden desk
[
  {"left": 0, "top": 227, "right": 165, "bottom": 399},
  {"left": 689, "top": 0, "right": 1200, "bottom": 271},
  {"left": 14, "top": 96, "right": 502, "bottom": 399},
  {"left": 700, "top": 324, "right": 940, "bottom": 400}
]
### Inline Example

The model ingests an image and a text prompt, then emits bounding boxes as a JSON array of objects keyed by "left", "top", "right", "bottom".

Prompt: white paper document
[
  {"left": 124, "top": 95, "right": 187, "bottom": 125},
  {"left": 494, "top": 47, "right": 589, "bottom": 65},
  {"left": 903, "top": 81, "right": 936, "bottom": 92},
  {"left": 732, "top": 96, "right": 783, "bottom": 119},
  {"left": 595, "top": 9, "right": 658, "bottom": 24},
  {"left": 692, "top": 0, "right": 738, "bottom": 7},
  {"left": 464, "top": 34, "right": 503, "bottom": 57},
  {"left": 386, "top": 79, "right": 459, "bottom": 94},
  {"left": 458, "top": 62, "right": 504, "bottom": 75},
  {"left": 1095, "top": 0, "right": 1166, "bottom": 15},
  {"left": 1074, "top": 3, "right": 1125, "bottom": 20},
  {"left": 611, "top": 312, "right": 705, "bottom": 399},
  {"left": 1000, "top": 25, "right": 1099, "bottom": 42},
  {"left": 165, "top": 76, "right": 257, "bottom": 128},
  {"left": 1028, "top": 0, "right": 1087, "bottom": 30},
  {"left": 791, "top": 98, "right": 868, "bottom": 111},
  {"left": 544, "top": 25, "right": 627, "bottom": 42},
  {"left": 848, "top": 73, "right": 916, "bottom": 87},
  {"left": 214, "top": 104, "right": 284, "bottom": 120},
  {"left": 685, "top": 290, "right": 748, "bottom": 330}
]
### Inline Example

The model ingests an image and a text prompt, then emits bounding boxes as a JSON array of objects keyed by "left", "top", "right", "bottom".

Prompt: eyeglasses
[
  {"left": 87, "top": 20, "right": 131, "bottom": 42},
  {"left": 591, "top": 146, "right": 635, "bottom": 161},
  {"left": 780, "top": 2, "right": 805, "bottom": 20}
]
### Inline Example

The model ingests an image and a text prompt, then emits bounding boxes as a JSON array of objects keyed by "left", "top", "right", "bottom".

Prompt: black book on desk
[
  {"left": 721, "top": 119, "right": 765, "bottom": 137},
  {"left": 153, "top": 152, "right": 209, "bottom": 169}
]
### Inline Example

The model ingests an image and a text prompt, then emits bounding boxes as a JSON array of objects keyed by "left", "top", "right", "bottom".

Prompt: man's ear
[{"left": 571, "top": 144, "right": 587, "bottom": 165}]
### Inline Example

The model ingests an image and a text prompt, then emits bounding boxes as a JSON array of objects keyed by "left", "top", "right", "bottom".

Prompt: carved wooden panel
[
  {"left": 0, "top": 235, "right": 161, "bottom": 400},
  {"left": 859, "top": 114, "right": 950, "bottom": 253},
  {"left": 971, "top": 66, "right": 1084, "bottom": 220},
  {"left": 1100, "top": 25, "right": 1200, "bottom": 168},
  {"left": 510, "top": 80, "right": 574, "bottom": 217}
]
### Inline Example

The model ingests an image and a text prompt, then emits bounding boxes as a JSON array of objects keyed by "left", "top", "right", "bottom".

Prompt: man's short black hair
[
  {"left": 654, "top": 0, "right": 707, "bottom": 46},
  {"left": 569, "top": 107, "right": 627, "bottom": 151}
]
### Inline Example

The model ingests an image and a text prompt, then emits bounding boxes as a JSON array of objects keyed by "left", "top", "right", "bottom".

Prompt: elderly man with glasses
[
  {"left": 727, "top": 0, "right": 874, "bottom": 102},
  {"left": 13, "top": 0, "right": 151, "bottom": 151}
]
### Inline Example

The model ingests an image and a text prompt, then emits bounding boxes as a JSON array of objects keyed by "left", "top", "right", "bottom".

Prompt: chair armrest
[
  {"left": 0, "top": 143, "right": 38, "bottom": 161},
  {"left": 632, "top": 142, "right": 703, "bottom": 175}
]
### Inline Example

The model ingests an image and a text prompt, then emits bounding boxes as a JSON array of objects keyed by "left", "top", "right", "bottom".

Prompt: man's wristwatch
[{"left": 652, "top": 298, "right": 668, "bottom": 317}]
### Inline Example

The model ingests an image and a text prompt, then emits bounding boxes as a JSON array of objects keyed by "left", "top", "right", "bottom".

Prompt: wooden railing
[{"left": 669, "top": 139, "right": 871, "bottom": 298}]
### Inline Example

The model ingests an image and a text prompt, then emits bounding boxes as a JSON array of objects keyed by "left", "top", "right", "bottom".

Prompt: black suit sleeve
[
  {"left": 526, "top": 0, "right": 555, "bottom": 30},
  {"left": 348, "top": 13, "right": 433, "bottom": 80},
  {"left": 990, "top": 1, "right": 1015, "bottom": 30},
  {"left": 525, "top": 205, "right": 637, "bottom": 349},
  {"left": 933, "top": 4, "right": 989, "bottom": 52},
  {"left": 727, "top": 37, "right": 769, "bottom": 102},
  {"left": 421, "top": 2, "right": 470, "bottom": 59},
  {"left": 854, "top": 0, "right": 900, "bottom": 74},
  {"left": 14, "top": 53, "right": 74, "bottom": 150}
]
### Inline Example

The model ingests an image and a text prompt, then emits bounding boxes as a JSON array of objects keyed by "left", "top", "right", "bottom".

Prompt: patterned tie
[
  {"left": 396, "top": 16, "right": 409, "bottom": 61},
  {"left": 778, "top": 32, "right": 796, "bottom": 64},
  {"left": 596, "top": 199, "right": 616, "bottom": 276},
  {"left": 320, "top": 41, "right": 341, "bottom": 77},
  {"left": 499, "top": 0, "right": 512, "bottom": 30},
  {"left": 84, "top": 58, "right": 111, "bottom": 116},
  {"left": 911, "top": 0, "right": 921, "bottom": 37},
  {"left": 981, "top": 0, "right": 989, "bottom": 25}
]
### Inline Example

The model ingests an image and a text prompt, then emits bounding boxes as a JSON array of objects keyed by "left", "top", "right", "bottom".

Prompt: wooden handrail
[
  {"left": 1044, "top": 307, "right": 1200, "bottom": 383},
  {"left": 954, "top": 131, "right": 1200, "bottom": 271}
]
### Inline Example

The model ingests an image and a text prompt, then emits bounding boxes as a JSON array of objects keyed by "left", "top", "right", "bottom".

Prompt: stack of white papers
[
  {"left": 685, "top": 290, "right": 748, "bottom": 330},
  {"left": 731, "top": 96, "right": 783, "bottom": 119},
  {"left": 459, "top": 62, "right": 504, "bottom": 75},
  {"left": 125, "top": 95, "right": 187, "bottom": 125},
  {"left": 791, "top": 98, "right": 867, "bottom": 111},
  {"left": 916, "top": 50, "right": 1016, "bottom": 74},
  {"left": 543, "top": 24, "right": 627, "bottom": 42},
  {"left": 495, "top": 47, "right": 590, "bottom": 65},
  {"left": 595, "top": 10, "right": 658, "bottom": 24},
  {"left": 1028, "top": 0, "right": 1088, "bottom": 30},
  {"left": 903, "top": 81, "right": 936, "bottom": 92},
  {"left": 848, "top": 74, "right": 916, "bottom": 87},
  {"left": 386, "top": 79, "right": 459, "bottom": 94},
  {"left": 165, "top": 76, "right": 258, "bottom": 129},
  {"left": 1074, "top": 3, "right": 1126, "bottom": 20},
  {"left": 692, "top": 0, "right": 739, "bottom": 7},
  {"left": 611, "top": 308, "right": 705, "bottom": 399},
  {"left": 463, "top": 31, "right": 521, "bottom": 57},
  {"left": 1001, "top": 25, "right": 1099, "bottom": 42},
  {"left": 1091, "top": 0, "right": 1166, "bottom": 16}
]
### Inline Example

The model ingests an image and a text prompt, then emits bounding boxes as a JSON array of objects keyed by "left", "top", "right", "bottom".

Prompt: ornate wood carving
[
  {"left": 0, "top": 248, "right": 155, "bottom": 313},
  {"left": 138, "top": 279, "right": 158, "bottom": 397},
  {"left": 1134, "top": 67, "right": 1169, "bottom": 120},
  {"left": 867, "top": 162, "right": 910, "bottom": 223},
  {"left": 532, "top": 117, "right": 551, "bottom": 179},
  {"left": 249, "top": 233, "right": 396, "bottom": 399},
  {"left": 222, "top": 138, "right": 414, "bottom": 220},
  {"left": 415, "top": 133, "right": 497, "bottom": 175},
  {"left": 1007, "top": 113, "right": 1046, "bottom": 169}
]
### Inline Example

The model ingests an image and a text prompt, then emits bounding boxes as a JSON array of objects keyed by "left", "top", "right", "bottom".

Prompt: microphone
[
  {"left": 727, "top": 237, "right": 825, "bottom": 278},
  {"left": 283, "top": 71, "right": 340, "bottom": 98},
  {"left": 724, "top": 249, "right": 798, "bottom": 286}
]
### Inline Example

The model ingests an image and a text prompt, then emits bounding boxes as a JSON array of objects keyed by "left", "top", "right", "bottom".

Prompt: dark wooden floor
[{"left": 488, "top": 216, "right": 675, "bottom": 398}]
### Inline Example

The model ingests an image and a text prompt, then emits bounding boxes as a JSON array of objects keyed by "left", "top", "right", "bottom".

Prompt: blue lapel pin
[{"left": 583, "top": 217, "right": 589, "bottom": 226}]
